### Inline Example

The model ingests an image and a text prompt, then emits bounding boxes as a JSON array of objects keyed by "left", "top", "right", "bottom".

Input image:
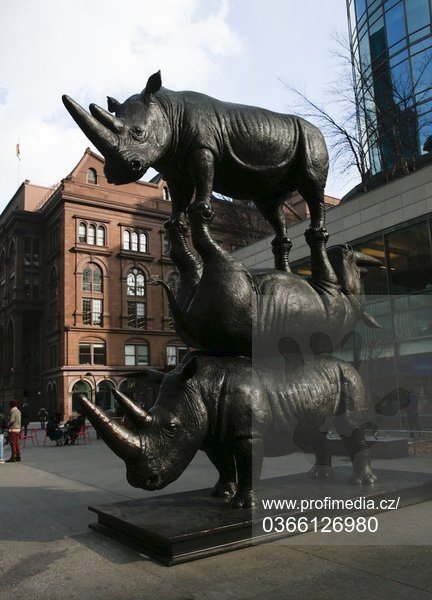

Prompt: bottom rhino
[{"left": 80, "top": 353, "right": 377, "bottom": 509}]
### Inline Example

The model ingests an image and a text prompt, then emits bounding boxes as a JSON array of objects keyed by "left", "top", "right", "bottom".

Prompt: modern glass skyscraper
[{"left": 347, "top": 0, "right": 432, "bottom": 175}]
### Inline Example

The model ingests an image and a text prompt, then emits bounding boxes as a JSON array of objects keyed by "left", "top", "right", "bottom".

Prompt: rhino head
[
  {"left": 79, "top": 357, "right": 208, "bottom": 490},
  {"left": 62, "top": 71, "right": 171, "bottom": 185},
  {"left": 327, "top": 244, "right": 382, "bottom": 328}
]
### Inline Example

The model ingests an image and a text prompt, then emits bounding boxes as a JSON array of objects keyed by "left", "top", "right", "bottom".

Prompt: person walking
[
  {"left": 38, "top": 407, "right": 48, "bottom": 429},
  {"left": 6, "top": 400, "right": 21, "bottom": 462},
  {"left": 21, "top": 401, "right": 30, "bottom": 437},
  {"left": 0, "top": 410, "right": 6, "bottom": 464}
]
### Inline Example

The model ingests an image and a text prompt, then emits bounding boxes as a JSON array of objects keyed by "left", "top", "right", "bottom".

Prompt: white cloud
[{"left": 0, "top": 0, "right": 242, "bottom": 206}]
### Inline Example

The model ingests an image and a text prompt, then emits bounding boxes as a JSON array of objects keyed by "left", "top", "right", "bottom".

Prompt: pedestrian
[
  {"left": 0, "top": 410, "right": 6, "bottom": 464},
  {"left": 21, "top": 401, "right": 30, "bottom": 436},
  {"left": 6, "top": 400, "right": 21, "bottom": 462},
  {"left": 38, "top": 407, "right": 48, "bottom": 429}
]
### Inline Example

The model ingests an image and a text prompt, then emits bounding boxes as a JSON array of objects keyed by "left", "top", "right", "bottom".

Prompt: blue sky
[{"left": 0, "top": 0, "right": 351, "bottom": 208}]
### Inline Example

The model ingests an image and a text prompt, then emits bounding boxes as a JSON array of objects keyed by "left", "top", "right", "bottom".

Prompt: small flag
[{"left": 16, "top": 143, "right": 21, "bottom": 160}]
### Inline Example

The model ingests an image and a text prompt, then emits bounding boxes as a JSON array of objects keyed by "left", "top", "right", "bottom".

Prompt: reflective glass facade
[{"left": 347, "top": 0, "right": 432, "bottom": 174}]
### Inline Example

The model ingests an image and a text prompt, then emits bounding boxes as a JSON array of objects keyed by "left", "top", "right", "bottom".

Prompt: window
[
  {"left": 88, "top": 224, "right": 96, "bottom": 245},
  {"left": 87, "top": 168, "right": 97, "bottom": 184},
  {"left": 125, "top": 343, "right": 149, "bottom": 366},
  {"left": 72, "top": 380, "right": 91, "bottom": 412},
  {"left": 127, "top": 301, "right": 146, "bottom": 328},
  {"left": 79, "top": 223, "right": 87, "bottom": 243},
  {"left": 79, "top": 341, "right": 106, "bottom": 365},
  {"left": 123, "top": 230, "right": 130, "bottom": 250},
  {"left": 166, "top": 344, "right": 188, "bottom": 366},
  {"left": 83, "top": 298, "right": 103, "bottom": 326},
  {"left": 122, "top": 229, "right": 148, "bottom": 253},
  {"left": 386, "top": 221, "right": 432, "bottom": 295},
  {"left": 82, "top": 263, "right": 103, "bottom": 293},
  {"left": 23, "top": 237, "right": 39, "bottom": 266},
  {"left": 163, "top": 186, "right": 170, "bottom": 201},
  {"left": 127, "top": 268, "right": 145, "bottom": 296},
  {"left": 78, "top": 221, "right": 106, "bottom": 245},
  {"left": 23, "top": 273, "right": 39, "bottom": 300},
  {"left": 97, "top": 226, "right": 106, "bottom": 247},
  {"left": 163, "top": 235, "right": 170, "bottom": 255}
]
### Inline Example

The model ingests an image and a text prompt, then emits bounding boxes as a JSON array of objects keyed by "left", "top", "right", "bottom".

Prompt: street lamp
[{"left": 85, "top": 371, "right": 97, "bottom": 404}]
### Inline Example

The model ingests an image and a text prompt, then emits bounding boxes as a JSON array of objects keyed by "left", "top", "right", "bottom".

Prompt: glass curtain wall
[{"left": 347, "top": 0, "right": 432, "bottom": 174}]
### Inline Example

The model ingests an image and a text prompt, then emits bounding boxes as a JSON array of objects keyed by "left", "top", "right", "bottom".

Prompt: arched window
[
  {"left": 131, "top": 232, "right": 138, "bottom": 252},
  {"left": 82, "top": 263, "right": 103, "bottom": 293},
  {"left": 163, "top": 186, "right": 170, "bottom": 201},
  {"left": 88, "top": 224, "right": 96, "bottom": 245},
  {"left": 127, "top": 268, "right": 145, "bottom": 297},
  {"left": 87, "top": 168, "right": 97, "bottom": 184},
  {"left": 123, "top": 230, "right": 131, "bottom": 250},
  {"left": 139, "top": 232, "right": 148, "bottom": 253},
  {"left": 79, "top": 223, "right": 87, "bottom": 243},
  {"left": 72, "top": 380, "right": 91, "bottom": 413},
  {"left": 97, "top": 226, "right": 106, "bottom": 247},
  {"left": 97, "top": 380, "right": 116, "bottom": 411}
]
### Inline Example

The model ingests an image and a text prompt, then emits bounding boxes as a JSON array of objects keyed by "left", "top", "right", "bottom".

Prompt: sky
[{"left": 0, "top": 0, "right": 352, "bottom": 209}]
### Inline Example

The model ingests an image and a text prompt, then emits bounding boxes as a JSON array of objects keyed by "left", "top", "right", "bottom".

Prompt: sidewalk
[{"left": 0, "top": 429, "right": 431, "bottom": 599}]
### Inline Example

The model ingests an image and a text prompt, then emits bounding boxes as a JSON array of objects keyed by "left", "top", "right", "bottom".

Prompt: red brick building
[
  {"left": 0, "top": 149, "right": 339, "bottom": 418},
  {"left": 0, "top": 150, "right": 190, "bottom": 418}
]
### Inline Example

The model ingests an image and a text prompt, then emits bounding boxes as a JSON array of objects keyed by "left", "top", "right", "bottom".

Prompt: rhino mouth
[{"left": 105, "top": 158, "right": 148, "bottom": 185}]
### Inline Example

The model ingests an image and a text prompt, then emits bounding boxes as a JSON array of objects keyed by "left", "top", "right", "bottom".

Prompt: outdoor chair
[{"left": 20, "top": 428, "right": 40, "bottom": 448}]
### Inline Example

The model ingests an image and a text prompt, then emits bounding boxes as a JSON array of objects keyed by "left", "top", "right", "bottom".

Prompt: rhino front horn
[
  {"left": 78, "top": 395, "right": 141, "bottom": 461},
  {"left": 353, "top": 251, "right": 382, "bottom": 267},
  {"left": 62, "top": 95, "right": 119, "bottom": 155}
]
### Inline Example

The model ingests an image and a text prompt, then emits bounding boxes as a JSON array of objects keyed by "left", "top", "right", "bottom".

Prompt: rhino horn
[
  {"left": 113, "top": 389, "right": 153, "bottom": 427},
  {"left": 89, "top": 103, "right": 124, "bottom": 133},
  {"left": 78, "top": 395, "right": 141, "bottom": 461},
  {"left": 353, "top": 251, "right": 382, "bottom": 267},
  {"left": 62, "top": 95, "right": 118, "bottom": 154}
]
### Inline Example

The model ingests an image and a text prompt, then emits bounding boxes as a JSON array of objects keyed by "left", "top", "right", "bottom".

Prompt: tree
[{"left": 282, "top": 34, "right": 432, "bottom": 194}]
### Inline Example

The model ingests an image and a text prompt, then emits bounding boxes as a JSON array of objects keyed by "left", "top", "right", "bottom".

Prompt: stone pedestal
[{"left": 89, "top": 468, "right": 432, "bottom": 565}]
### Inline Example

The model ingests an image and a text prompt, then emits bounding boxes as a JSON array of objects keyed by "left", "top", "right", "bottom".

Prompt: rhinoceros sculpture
[
  {"left": 62, "top": 71, "right": 330, "bottom": 270},
  {"left": 152, "top": 207, "right": 381, "bottom": 357},
  {"left": 80, "top": 352, "right": 377, "bottom": 509}
]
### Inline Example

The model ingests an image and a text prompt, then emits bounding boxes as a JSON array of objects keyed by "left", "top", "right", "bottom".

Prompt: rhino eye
[
  {"left": 163, "top": 423, "right": 177, "bottom": 436},
  {"left": 132, "top": 126, "right": 144, "bottom": 138}
]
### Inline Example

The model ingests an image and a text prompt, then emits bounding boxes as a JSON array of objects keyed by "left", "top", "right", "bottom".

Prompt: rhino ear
[
  {"left": 179, "top": 355, "right": 197, "bottom": 380},
  {"left": 143, "top": 70, "right": 162, "bottom": 96},
  {"left": 107, "top": 96, "right": 121, "bottom": 113}
]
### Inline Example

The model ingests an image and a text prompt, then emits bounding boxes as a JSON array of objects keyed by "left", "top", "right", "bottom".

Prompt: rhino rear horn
[
  {"left": 62, "top": 95, "right": 118, "bottom": 154},
  {"left": 89, "top": 103, "right": 124, "bottom": 133},
  {"left": 78, "top": 395, "right": 141, "bottom": 461},
  {"left": 113, "top": 389, "right": 153, "bottom": 427}
]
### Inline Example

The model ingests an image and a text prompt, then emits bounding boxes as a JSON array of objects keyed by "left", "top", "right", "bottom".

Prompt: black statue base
[{"left": 88, "top": 468, "right": 432, "bottom": 566}]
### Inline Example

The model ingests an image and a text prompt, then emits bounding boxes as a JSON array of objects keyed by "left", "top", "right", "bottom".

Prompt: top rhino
[{"left": 62, "top": 71, "right": 329, "bottom": 271}]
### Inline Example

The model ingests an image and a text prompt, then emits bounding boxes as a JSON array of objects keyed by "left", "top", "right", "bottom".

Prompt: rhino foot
[
  {"left": 307, "top": 465, "right": 334, "bottom": 480},
  {"left": 231, "top": 490, "right": 259, "bottom": 509},
  {"left": 305, "top": 226, "right": 329, "bottom": 244},
  {"left": 164, "top": 218, "right": 188, "bottom": 234},
  {"left": 187, "top": 202, "right": 215, "bottom": 223},
  {"left": 211, "top": 480, "right": 238, "bottom": 499},
  {"left": 349, "top": 468, "right": 378, "bottom": 486}
]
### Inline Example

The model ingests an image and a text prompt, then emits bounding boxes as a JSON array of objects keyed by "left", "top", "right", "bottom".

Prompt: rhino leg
[
  {"left": 206, "top": 448, "right": 238, "bottom": 499},
  {"left": 307, "top": 431, "right": 334, "bottom": 480},
  {"left": 339, "top": 427, "right": 378, "bottom": 485},
  {"left": 231, "top": 437, "right": 263, "bottom": 509},
  {"left": 255, "top": 196, "right": 291, "bottom": 272}
]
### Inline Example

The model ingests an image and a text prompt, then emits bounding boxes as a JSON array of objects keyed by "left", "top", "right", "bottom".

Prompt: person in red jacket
[{"left": 6, "top": 400, "right": 21, "bottom": 462}]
